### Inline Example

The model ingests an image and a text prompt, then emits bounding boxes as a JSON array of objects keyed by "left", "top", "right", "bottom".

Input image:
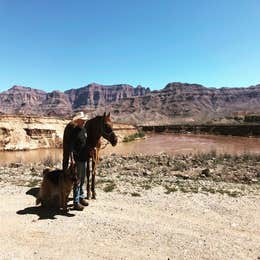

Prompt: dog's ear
[{"left": 43, "top": 168, "right": 50, "bottom": 175}]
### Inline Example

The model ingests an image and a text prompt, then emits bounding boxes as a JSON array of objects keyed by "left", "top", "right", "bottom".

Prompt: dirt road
[{"left": 1, "top": 184, "right": 260, "bottom": 260}]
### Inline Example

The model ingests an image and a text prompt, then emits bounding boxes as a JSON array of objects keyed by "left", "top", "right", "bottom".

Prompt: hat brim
[{"left": 72, "top": 116, "right": 88, "bottom": 121}]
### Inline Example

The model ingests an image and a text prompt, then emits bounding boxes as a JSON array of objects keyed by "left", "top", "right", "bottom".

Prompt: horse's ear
[{"left": 103, "top": 112, "right": 110, "bottom": 118}]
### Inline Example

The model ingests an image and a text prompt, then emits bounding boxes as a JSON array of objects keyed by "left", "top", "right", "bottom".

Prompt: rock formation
[
  {"left": 0, "top": 115, "right": 67, "bottom": 150},
  {"left": 0, "top": 82, "right": 260, "bottom": 124},
  {"left": 0, "top": 115, "right": 137, "bottom": 151},
  {"left": 65, "top": 83, "right": 150, "bottom": 110},
  {"left": 0, "top": 85, "right": 46, "bottom": 115},
  {"left": 107, "top": 83, "right": 260, "bottom": 124}
]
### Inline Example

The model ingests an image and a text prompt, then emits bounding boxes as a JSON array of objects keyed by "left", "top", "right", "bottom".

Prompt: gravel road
[{"left": 0, "top": 153, "right": 260, "bottom": 259}]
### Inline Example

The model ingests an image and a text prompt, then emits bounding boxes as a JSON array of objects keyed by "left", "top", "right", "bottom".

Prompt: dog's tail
[
  {"left": 36, "top": 196, "right": 41, "bottom": 205},
  {"left": 36, "top": 189, "right": 42, "bottom": 205}
]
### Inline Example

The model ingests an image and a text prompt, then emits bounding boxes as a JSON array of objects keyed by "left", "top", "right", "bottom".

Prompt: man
[{"left": 62, "top": 111, "right": 89, "bottom": 211}]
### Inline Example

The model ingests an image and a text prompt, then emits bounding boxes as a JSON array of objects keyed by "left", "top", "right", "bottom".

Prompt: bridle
[{"left": 101, "top": 117, "right": 115, "bottom": 140}]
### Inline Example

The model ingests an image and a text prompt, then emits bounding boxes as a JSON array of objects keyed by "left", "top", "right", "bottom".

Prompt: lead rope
[{"left": 101, "top": 140, "right": 109, "bottom": 150}]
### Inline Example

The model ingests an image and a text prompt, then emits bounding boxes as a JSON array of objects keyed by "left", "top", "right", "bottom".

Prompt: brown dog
[{"left": 36, "top": 164, "right": 77, "bottom": 211}]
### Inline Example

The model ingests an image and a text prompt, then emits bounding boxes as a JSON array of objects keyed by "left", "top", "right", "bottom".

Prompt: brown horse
[{"left": 84, "top": 112, "right": 117, "bottom": 199}]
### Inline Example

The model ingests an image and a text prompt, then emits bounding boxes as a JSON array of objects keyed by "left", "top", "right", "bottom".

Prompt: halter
[{"left": 101, "top": 117, "right": 115, "bottom": 139}]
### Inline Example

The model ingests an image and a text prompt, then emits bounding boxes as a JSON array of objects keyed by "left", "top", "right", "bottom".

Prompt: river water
[{"left": 0, "top": 133, "right": 259, "bottom": 164}]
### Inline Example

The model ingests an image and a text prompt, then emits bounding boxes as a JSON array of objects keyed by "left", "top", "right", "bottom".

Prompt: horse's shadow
[{"left": 16, "top": 187, "right": 75, "bottom": 220}]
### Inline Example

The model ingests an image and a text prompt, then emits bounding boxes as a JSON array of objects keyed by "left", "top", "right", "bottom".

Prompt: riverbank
[
  {"left": 1, "top": 152, "right": 259, "bottom": 196},
  {"left": 0, "top": 153, "right": 259, "bottom": 259},
  {"left": 140, "top": 123, "right": 260, "bottom": 137}
]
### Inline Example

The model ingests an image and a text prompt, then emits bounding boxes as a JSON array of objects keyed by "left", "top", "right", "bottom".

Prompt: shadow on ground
[{"left": 16, "top": 187, "right": 75, "bottom": 220}]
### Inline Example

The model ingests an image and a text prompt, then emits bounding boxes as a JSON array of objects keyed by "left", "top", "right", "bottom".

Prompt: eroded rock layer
[{"left": 0, "top": 82, "right": 260, "bottom": 124}]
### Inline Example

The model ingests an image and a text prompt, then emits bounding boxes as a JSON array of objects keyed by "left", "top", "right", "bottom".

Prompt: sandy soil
[{"left": 0, "top": 183, "right": 260, "bottom": 260}]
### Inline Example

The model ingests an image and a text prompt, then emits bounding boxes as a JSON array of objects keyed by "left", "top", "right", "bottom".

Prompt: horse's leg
[
  {"left": 91, "top": 149, "right": 98, "bottom": 199},
  {"left": 91, "top": 156, "right": 96, "bottom": 199},
  {"left": 59, "top": 174, "right": 67, "bottom": 211},
  {"left": 96, "top": 147, "right": 100, "bottom": 164},
  {"left": 86, "top": 158, "right": 91, "bottom": 200}
]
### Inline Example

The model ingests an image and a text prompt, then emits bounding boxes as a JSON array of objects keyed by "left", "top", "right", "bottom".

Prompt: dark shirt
[
  {"left": 71, "top": 126, "right": 88, "bottom": 162},
  {"left": 63, "top": 122, "right": 88, "bottom": 169}
]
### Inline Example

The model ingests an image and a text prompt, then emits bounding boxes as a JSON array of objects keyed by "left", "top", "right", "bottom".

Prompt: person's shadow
[{"left": 16, "top": 187, "right": 75, "bottom": 220}]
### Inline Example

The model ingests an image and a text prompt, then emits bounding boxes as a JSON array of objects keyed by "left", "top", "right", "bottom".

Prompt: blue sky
[{"left": 0, "top": 0, "right": 259, "bottom": 92}]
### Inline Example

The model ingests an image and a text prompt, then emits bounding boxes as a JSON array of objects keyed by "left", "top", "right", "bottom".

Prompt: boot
[
  {"left": 80, "top": 198, "right": 89, "bottom": 206},
  {"left": 73, "top": 203, "right": 84, "bottom": 211}
]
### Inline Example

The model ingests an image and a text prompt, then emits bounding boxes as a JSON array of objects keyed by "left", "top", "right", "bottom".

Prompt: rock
[
  {"left": 9, "top": 163, "right": 22, "bottom": 168},
  {"left": 142, "top": 170, "right": 151, "bottom": 176},
  {"left": 200, "top": 168, "right": 211, "bottom": 177},
  {"left": 174, "top": 173, "right": 190, "bottom": 180}
]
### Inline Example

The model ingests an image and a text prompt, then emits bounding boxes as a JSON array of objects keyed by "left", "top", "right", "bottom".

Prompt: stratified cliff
[
  {"left": 0, "top": 82, "right": 260, "bottom": 124},
  {"left": 0, "top": 83, "right": 150, "bottom": 118},
  {"left": 0, "top": 115, "right": 67, "bottom": 150},
  {"left": 0, "top": 86, "right": 46, "bottom": 115},
  {"left": 107, "top": 83, "right": 260, "bottom": 124},
  {"left": 0, "top": 115, "right": 137, "bottom": 151},
  {"left": 65, "top": 83, "right": 150, "bottom": 109}
]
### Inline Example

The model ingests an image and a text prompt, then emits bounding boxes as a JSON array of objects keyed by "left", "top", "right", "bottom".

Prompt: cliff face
[
  {"left": 0, "top": 115, "right": 137, "bottom": 151},
  {"left": 109, "top": 83, "right": 260, "bottom": 124},
  {"left": 0, "top": 86, "right": 73, "bottom": 116},
  {"left": 0, "top": 86, "right": 46, "bottom": 115},
  {"left": 0, "top": 82, "right": 260, "bottom": 124},
  {"left": 0, "top": 115, "right": 68, "bottom": 150},
  {"left": 65, "top": 83, "right": 150, "bottom": 109},
  {"left": 159, "top": 83, "right": 260, "bottom": 120},
  {"left": 41, "top": 91, "right": 72, "bottom": 116},
  {"left": 0, "top": 83, "right": 149, "bottom": 117}
]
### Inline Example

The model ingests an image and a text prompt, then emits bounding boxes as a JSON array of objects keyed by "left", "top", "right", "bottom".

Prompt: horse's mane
[
  {"left": 85, "top": 115, "right": 102, "bottom": 130},
  {"left": 84, "top": 116, "right": 104, "bottom": 148}
]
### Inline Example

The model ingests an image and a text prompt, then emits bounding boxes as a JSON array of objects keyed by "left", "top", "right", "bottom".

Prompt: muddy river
[{"left": 0, "top": 133, "right": 259, "bottom": 164}]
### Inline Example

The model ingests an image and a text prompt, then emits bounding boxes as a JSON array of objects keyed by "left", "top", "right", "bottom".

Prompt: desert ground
[{"left": 0, "top": 153, "right": 260, "bottom": 260}]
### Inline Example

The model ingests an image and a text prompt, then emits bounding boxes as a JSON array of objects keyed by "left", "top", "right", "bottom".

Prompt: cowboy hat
[{"left": 72, "top": 111, "right": 89, "bottom": 121}]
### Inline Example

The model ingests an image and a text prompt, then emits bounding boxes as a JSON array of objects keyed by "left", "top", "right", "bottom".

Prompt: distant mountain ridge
[
  {"left": 0, "top": 82, "right": 260, "bottom": 124},
  {"left": 65, "top": 83, "right": 150, "bottom": 110}
]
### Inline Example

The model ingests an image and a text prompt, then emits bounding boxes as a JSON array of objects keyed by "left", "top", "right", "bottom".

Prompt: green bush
[
  {"left": 123, "top": 131, "right": 145, "bottom": 142},
  {"left": 103, "top": 182, "right": 116, "bottom": 192}
]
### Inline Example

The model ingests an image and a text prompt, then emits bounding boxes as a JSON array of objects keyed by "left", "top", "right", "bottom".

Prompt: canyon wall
[
  {"left": 0, "top": 115, "right": 67, "bottom": 150},
  {"left": 0, "top": 82, "right": 260, "bottom": 124},
  {"left": 0, "top": 115, "right": 137, "bottom": 151}
]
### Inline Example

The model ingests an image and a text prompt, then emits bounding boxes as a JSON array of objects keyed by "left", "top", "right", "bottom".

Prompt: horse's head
[{"left": 101, "top": 112, "right": 118, "bottom": 146}]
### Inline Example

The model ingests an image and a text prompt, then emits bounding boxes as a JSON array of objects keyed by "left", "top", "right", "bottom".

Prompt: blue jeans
[{"left": 73, "top": 161, "right": 86, "bottom": 204}]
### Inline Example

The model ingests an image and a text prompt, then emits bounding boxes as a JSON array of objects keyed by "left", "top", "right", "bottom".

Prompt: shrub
[
  {"left": 123, "top": 131, "right": 145, "bottom": 142},
  {"left": 42, "top": 156, "right": 55, "bottom": 167},
  {"left": 131, "top": 192, "right": 141, "bottom": 197},
  {"left": 103, "top": 182, "right": 116, "bottom": 192}
]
